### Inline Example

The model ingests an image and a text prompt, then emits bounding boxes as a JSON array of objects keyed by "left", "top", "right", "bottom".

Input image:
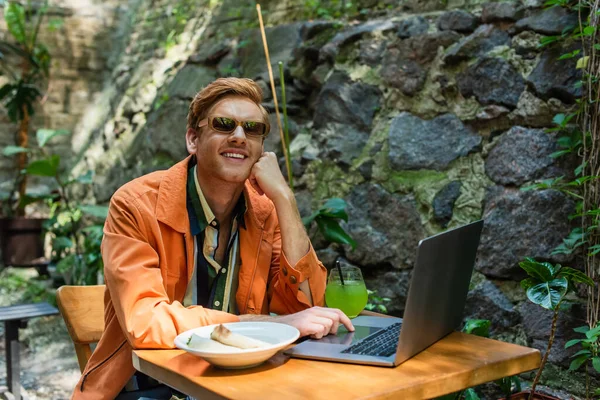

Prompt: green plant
[
  {"left": 365, "top": 289, "right": 390, "bottom": 314},
  {"left": 519, "top": 258, "right": 594, "bottom": 398},
  {"left": 520, "top": 1, "right": 600, "bottom": 396},
  {"left": 302, "top": 197, "right": 356, "bottom": 249},
  {"left": 565, "top": 323, "right": 600, "bottom": 398},
  {"left": 156, "top": 0, "right": 195, "bottom": 51},
  {"left": 0, "top": 268, "right": 55, "bottom": 306},
  {"left": 46, "top": 201, "right": 107, "bottom": 286},
  {"left": 303, "top": 0, "right": 357, "bottom": 20},
  {"left": 0, "top": 1, "right": 52, "bottom": 216},
  {"left": 2, "top": 129, "right": 108, "bottom": 285}
]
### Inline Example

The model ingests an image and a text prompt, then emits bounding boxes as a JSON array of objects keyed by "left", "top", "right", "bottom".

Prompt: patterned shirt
[{"left": 183, "top": 165, "right": 246, "bottom": 314}]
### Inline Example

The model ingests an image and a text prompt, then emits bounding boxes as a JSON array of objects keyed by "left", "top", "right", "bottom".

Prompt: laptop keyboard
[{"left": 341, "top": 322, "right": 402, "bottom": 358}]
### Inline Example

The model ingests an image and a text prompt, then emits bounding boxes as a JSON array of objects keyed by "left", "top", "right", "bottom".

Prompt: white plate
[{"left": 174, "top": 322, "right": 300, "bottom": 369}]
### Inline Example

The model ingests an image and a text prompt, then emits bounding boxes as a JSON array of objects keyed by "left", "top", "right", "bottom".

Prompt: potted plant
[
  {"left": 0, "top": 1, "right": 53, "bottom": 266},
  {"left": 3, "top": 126, "right": 108, "bottom": 284}
]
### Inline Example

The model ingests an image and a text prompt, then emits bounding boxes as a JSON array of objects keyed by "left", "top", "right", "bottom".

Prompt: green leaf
[
  {"left": 79, "top": 205, "right": 109, "bottom": 220},
  {"left": 549, "top": 149, "right": 571, "bottom": 159},
  {"left": 565, "top": 339, "right": 583, "bottom": 348},
  {"left": 36, "top": 129, "right": 69, "bottom": 148},
  {"left": 56, "top": 253, "right": 77, "bottom": 274},
  {"left": 538, "top": 35, "right": 560, "bottom": 47},
  {"left": 526, "top": 278, "right": 568, "bottom": 310},
  {"left": 315, "top": 216, "right": 356, "bottom": 249},
  {"left": 583, "top": 26, "right": 596, "bottom": 36},
  {"left": 558, "top": 267, "right": 594, "bottom": 286},
  {"left": 588, "top": 244, "right": 600, "bottom": 256},
  {"left": 593, "top": 357, "right": 600, "bottom": 373},
  {"left": 571, "top": 349, "right": 591, "bottom": 357},
  {"left": 574, "top": 325, "right": 590, "bottom": 334},
  {"left": 519, "top": 258, "right": 555, "bottom": 281},
  {"left": 463, "top": 388, "right": 480, "bottom": 400},
  {"left": 376, "top": 304, "right": 387, "bottom": 313},
  {"left": 520, "top": 277, "right": 538, "bottom": 290},
  {"left": 551, "top": 228, "right": 585, "bottom": 256},
  {"left": 0, "top": 83, "right": 16, "bottom": 101},
  {"left": 47, "top": 18, "right": 64, "bottom": 32},
  {"left": 462, "top": 319, "right": 491, "bottom": 337},
  {"left": 5, "top": 3, "right": 27, "bottom": 44},
  {"left": 558, "top": 50, "right": 580, "bottom": 60},
  {"left": 576, "top": 56, "right": 589, "bottom": 69},
  {"left": 552, "top": 113, "right": 566, "bottom": 126},
  {"left": 75, "top": 170, "right": 93, "bottom": 184},
  {"left": 585, "top": 324, "right": 600, "bottom": 339},
  {"left": 52, "top": 236, "right": 73, "bottom": 249},
  {"left": 318, "top": 197, "right": 349, "bottom": 221},
  {"left": 302, "top": 210, "right": 320, "bottom": 228},
  {"left": 26, "top": 155, "right": 60, "bottom": 177},
  {"left": 2, "top": 146, "right": 29, "bottom": 156},
  {"left": 569, "top": 354, "right": 588, "bottom": 371}
]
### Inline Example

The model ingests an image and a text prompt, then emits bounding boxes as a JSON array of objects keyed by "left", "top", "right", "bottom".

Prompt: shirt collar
[{"left": 187, "top": 163, "right": 246, "bottom": 236}]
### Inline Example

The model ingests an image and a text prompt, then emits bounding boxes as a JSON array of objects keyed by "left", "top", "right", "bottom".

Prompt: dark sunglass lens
[
  {"left": 243, "top": 121, "right": 266, "bottom": 136},
  {"left": 212, "top": 117, "right": 236, "bottom": 132}
]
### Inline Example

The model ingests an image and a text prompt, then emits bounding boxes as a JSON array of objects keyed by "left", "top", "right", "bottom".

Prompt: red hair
[{"left": 186, "top": 77, "right": 270, "bottom": 135}]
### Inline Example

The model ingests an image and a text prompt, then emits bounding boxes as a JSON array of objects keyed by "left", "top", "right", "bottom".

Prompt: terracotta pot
[
  {"left": 501, "top": 390, "right": 561, "bottom": 400},
  {"left": 0, "top": 217, "right": 46, "bottom": 267}
]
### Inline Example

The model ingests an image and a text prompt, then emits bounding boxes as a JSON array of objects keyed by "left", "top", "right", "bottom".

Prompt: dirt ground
[
  {"left": 0, "top": 315, "right": 80, "bottom": 400},
  {"left": 0, "top": 267, "right": 80, "bottom": 400}
]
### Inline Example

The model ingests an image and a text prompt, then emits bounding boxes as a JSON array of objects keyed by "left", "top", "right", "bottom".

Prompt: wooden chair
[{"left": 56, "top": 285, "right": 106, "bottom": 372}]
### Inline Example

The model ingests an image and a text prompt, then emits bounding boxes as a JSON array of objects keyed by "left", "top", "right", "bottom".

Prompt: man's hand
[
  {"left": 249, "top": 152, "right": 290, "bottom": 202},
  {"left": 277, "top": 307, "right": 355, "bottom": 339}
]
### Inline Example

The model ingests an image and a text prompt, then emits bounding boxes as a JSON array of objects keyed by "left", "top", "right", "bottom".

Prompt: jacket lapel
[{"left": 155, "top": 156, "right": 195, "bottom": 284}]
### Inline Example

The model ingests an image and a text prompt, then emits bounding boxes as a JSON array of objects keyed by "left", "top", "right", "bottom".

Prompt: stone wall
[
  {"left": 1, "top": 0, "right": 589, "bottom": 396},
  {"left": 0, "top": 0, "right": 134, "bottom": 191}
]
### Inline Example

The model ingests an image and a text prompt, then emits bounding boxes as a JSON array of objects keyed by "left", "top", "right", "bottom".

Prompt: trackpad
[{"left": 313, "top": 325, "right": 382, "bottom": 346}]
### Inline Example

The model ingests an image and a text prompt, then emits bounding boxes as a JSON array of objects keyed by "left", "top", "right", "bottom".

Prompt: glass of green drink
[{"left": 325, "top": 264, "right": 368, "bottom": 318}]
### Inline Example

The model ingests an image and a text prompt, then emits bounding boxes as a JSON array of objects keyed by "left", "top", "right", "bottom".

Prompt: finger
[
  {"left": 310, "top": 308, "right": 341, "bottom": 334},
  {"left": 311, "top": 316, "right": 334, "bottom": 336},
  {"left": 306, "top": 322, "right": 327, "bottom": 339},
  {"left": 248, "top": 171, "right": 264, "bottom": 196},
  {"left": 330, "top": 318, "right": 340, "bottom": 334},
  {"left": 326, "top": 308, "right": 355, "bottom": 332}
]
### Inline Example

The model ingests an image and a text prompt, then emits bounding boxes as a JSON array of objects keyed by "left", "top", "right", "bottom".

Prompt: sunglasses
[{"left": 198, "top": 116, "right": 268, "bottom": 137}]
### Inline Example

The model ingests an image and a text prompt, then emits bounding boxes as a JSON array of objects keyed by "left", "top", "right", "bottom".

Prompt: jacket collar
[{"left": 156, "top": 156, "right": 274, "bottom": 233}]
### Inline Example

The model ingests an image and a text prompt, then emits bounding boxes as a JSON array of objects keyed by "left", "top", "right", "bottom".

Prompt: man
[{"left": 73, "top": 77, "right": 354, "bottom": 399}]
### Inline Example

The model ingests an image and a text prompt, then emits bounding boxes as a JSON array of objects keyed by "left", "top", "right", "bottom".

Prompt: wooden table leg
[{"left": 5, "top": 320, "right": 21, "bottom": 400}]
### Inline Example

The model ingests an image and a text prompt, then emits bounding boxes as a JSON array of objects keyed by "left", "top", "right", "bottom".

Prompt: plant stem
[
  {"left": 278, "top": 62, "right": 293, "bottom": 191},
  {"left": 529, "top": 307, "right": 560, "bottom": 399},
  {"left": 585, "top": 362, "right": 589, "bottom": 400},
  {"left": 16, "top": 104, "right": 29, "bottom": 217},
  {"left": 255, "top": 4, "right": 293, "bottom": 186}
]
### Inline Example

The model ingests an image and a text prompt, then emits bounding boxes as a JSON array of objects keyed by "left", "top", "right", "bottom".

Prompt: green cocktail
[
  {"left": 325, "top": 281, "right": 368, "bottom": 318},
  {"left": 325, "top": 265, "right": 368, "bottom": 318}
]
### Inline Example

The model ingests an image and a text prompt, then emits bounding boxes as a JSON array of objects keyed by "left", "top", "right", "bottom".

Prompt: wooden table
[{"left": 132, "top": 332, "right": 540, "bottom": 400}]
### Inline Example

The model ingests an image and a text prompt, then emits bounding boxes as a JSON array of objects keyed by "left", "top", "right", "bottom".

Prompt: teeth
[{"left": 223, "top": 153, "right": 245, "bottom": 159}]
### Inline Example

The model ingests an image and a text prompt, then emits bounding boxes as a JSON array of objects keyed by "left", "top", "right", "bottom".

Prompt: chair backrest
[{"left": 56, "top": 285, "right": 106, "bottom": 372}]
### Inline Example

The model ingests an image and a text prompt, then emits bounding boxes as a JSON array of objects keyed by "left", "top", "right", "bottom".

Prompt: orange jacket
[{"left": 72, "top": 156, "right": 327, "bottom": 399}]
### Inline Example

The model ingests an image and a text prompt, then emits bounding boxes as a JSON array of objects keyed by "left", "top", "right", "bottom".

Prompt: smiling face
[{"left": 186, "top": 95, "right": 265, "bottom": 186}]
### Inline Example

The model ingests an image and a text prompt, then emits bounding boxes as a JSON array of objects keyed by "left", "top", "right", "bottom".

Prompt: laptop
[{"left": 285, "top": 219, "right": 484, "bottom": 367}]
